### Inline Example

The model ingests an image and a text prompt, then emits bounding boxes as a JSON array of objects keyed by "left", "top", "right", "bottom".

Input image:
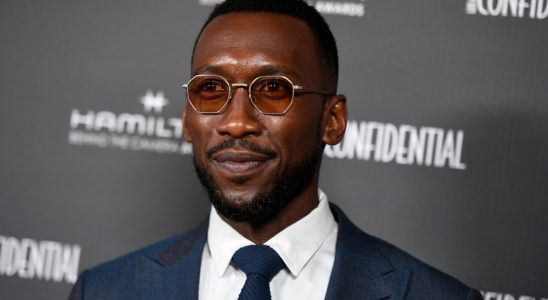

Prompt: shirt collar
[{"left": 206, "top": 189, "right": 337, "bottom": 277}]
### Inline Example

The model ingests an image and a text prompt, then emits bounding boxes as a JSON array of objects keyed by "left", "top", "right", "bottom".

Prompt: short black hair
[{"left": 192, "top": 0, "right": 339, "bottom": 91}]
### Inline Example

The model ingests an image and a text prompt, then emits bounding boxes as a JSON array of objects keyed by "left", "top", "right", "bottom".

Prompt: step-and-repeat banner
[{"left": 1, "top": 0, "right": 547, "bottom": 299}]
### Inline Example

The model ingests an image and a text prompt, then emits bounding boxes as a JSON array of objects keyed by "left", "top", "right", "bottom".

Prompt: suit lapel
[
  {"left": 325, "top": 204, "right": 411, "bottom": 300},
  {"left": 136, "top": 220, "right": 208, "bottom": 299}
]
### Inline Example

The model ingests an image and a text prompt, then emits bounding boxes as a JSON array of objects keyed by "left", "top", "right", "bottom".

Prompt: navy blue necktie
[{"left": 231, "top": 245, "right": 285, "bottom": 300}]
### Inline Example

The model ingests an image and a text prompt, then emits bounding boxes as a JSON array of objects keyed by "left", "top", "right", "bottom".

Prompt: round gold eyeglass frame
[{"left": 182, "top": 74, "right": 333, "bottom": 115}]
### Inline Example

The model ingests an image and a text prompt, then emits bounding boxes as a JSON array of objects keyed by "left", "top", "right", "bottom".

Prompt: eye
[
  {"left": 189, "top": 77, "right": 228, "bottom": 101},
  {"left": 266, "top": 80, "right": 283, "bottom": 91},
  {"left": 262, "top": 79, "right": 289, "bottom": 92},
  {"left": 254, "top": 78, "right": 291, "bottom": 100},
  {"left": 198, "top": 79, "right": 225, "bottom": 92}
]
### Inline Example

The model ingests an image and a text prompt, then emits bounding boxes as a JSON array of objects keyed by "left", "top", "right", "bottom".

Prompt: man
[{"left": 70, "top": 0, "right": 482, "bottom": 299}]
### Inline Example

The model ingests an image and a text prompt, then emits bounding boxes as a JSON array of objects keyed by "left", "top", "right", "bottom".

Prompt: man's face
[{"left": 183, "top": 12, "right": 330, "bottom": 223}]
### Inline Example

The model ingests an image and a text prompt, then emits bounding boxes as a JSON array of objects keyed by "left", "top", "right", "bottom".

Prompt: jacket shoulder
[
  {"left": 331, "top": 203, "right": 481, "bottom": 299},
  {"left": 69, "top": 223, "right": 207, "bottom": 300},
  {"left": 367, "top": 234, "right": 481, "bottom": 299}
]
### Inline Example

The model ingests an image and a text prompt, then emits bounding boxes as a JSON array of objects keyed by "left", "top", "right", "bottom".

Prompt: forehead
[{"left": 192, "top": 12, "right": 320, "bottom": 80}]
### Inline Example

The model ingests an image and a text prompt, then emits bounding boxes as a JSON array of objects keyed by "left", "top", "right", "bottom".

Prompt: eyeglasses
[{"left": 182, "top": 75, "right": 333, "bottom": 115}]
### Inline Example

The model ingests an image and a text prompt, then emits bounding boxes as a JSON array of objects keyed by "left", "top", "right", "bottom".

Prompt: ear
[
  {"left": 321, "top": 94, "right": 347, "bottom": 145},
  {"left": 182, "top": 107, "right": 192, "bottom": 143}
]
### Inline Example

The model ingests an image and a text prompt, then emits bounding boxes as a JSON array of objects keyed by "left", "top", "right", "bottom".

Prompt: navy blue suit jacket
[{"left": 69, "top": 204, "right": 482, "bottom": 299}]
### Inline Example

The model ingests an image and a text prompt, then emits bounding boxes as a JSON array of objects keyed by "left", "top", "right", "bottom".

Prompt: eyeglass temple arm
[{"left": 294, "top": 86, "right": 334, "bottom": 96}]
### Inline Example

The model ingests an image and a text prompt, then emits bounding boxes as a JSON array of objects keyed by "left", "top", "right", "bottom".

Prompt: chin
[
  {"left": 211, "top": 183, "right": 285, "bottom": 223},
  {"left": 220, "top": 190, "right": 258, "bottom": 205}
]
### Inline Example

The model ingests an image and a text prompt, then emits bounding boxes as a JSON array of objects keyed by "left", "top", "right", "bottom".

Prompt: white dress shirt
[{"left": 198, "top": 189, "right": 338, "bottom": 300}]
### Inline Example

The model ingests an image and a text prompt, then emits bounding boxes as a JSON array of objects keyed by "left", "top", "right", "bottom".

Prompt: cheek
[
  {"left": 268, "top": 112, "right": 322, "bottom": 162},
  {"left": 186, "top": 115, "right": 217, "bottom": 154}
]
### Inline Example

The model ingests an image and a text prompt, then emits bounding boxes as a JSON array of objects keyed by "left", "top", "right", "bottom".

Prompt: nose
[{"left": 216, "top": 87, "right": 262, "bottom": 138}]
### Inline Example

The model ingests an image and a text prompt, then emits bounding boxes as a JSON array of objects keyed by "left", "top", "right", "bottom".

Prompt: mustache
[{"left": 206, "top": 139, "right": 277, "bottom": 159}]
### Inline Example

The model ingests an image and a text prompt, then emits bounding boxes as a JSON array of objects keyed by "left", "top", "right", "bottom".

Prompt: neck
[{"left": 220, "top": 181, "right": 320, "bottom": 244}]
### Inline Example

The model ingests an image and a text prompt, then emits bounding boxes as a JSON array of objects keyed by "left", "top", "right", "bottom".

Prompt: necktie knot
[{"left": 232, "top": 245, "right": 285, "bottom": 281}]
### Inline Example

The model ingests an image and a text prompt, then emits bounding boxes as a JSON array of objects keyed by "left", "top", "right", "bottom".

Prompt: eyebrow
[
  {"left": 192, "top": 65, "right": 224, "bottom": 76},
  {"left": 192, "top": 64, "right": 303, "bottom": 81}
]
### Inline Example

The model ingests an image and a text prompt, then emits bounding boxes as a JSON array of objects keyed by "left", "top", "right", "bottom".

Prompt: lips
[{"left": 211, "top": 149, "right": 273, "bottom": 174}]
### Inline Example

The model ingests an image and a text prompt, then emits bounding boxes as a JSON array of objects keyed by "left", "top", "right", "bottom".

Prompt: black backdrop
[{"left": 1, "top": 1, "right": 547, "bottom": 299}]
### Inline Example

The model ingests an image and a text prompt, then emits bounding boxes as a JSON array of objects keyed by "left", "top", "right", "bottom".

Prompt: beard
[{"left": 193, "top": 138, "right": 323, "bottom": 224}]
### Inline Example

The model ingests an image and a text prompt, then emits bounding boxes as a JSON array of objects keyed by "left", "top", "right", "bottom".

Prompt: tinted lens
[
  {"left": 251, "top": 77, "right": 293, "bottom": 114},
  {"left": 187, "top": 75, "right": 229, "bottom": 113}
]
